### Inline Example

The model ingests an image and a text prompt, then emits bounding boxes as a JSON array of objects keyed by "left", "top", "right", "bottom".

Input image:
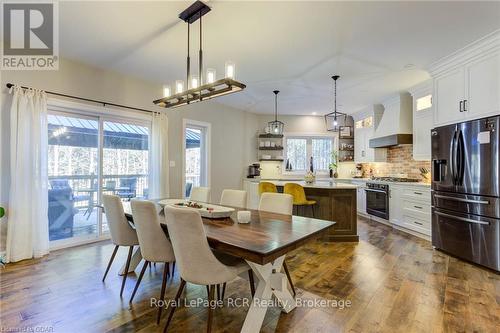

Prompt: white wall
[{"left": 0, "top": 57, "right": 259, "bottom": 250}]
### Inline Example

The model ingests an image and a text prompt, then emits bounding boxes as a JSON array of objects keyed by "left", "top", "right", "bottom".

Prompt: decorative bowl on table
[{"left": 158, "top": 199, "right": 235, "bottom": 219}]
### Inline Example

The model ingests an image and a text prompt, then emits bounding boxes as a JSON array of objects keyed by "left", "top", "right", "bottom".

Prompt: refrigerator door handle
[
  {"left": 434, "top": 194, "right": 490, "bottom": 205},
  {"left": 435, "top": 211, "right": 490, "bottom": 225},
  {"left": 457, "top": 129, "right": 465, "bottom": 185},
  {"left": 450, "top": 130, "right": 458, "bottom": 185}
]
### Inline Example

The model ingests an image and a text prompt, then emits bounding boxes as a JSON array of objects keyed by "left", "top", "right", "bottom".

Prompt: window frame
[
  {"left": 282, "top": 132, "right": 336, "bottom": 175},
  {"left": 182, "top": 119, "right": 211, "bottom": 199},
  {"left": 47, "top": 98, "right": 152, "bottom": 250}
]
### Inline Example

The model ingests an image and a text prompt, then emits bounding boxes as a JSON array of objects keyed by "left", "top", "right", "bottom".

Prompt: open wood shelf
[
  {"left": 259, "top": 147, "right": 283, "bottom": 150},
  {"left": 258, "top": 134, "right": 284, "bottom": 138},
  {"left": 259, "top": 159, "right": 284, "bottom": 162}
]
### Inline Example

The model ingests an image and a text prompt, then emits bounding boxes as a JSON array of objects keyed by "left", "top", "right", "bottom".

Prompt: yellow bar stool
[
  {"left": 258, "top": 181, "right": 277, "bottom": 195},
  {"left": 284, "top": 183, "right": 316, "bottom": 217}
]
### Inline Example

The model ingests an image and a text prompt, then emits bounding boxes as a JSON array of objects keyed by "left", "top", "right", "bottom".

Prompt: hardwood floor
[{"left": 1, "top": 218, "right": 498, "bottom": 332}]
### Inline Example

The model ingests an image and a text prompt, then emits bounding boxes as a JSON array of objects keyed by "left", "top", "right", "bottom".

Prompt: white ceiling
[{"left": 59, "top": 1, "right": 500, "bottom": 115}]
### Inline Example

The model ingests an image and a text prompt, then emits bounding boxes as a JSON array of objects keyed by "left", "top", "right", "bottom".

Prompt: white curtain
[
  {"left": 149, "top": 111, "right": 169, "bottom": 199},
  {"left": 6, "top": 86, "right": 49, "bottom": 262}
]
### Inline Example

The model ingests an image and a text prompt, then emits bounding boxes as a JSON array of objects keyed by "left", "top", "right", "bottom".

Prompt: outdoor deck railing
[{"left": 48, "top": 174, "right": 148, "bottom": 208}]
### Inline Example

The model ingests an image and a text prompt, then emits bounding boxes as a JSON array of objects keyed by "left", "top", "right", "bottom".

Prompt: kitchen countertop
[{"left": 245, "top": 177, "right": 431, "bottom": 188}]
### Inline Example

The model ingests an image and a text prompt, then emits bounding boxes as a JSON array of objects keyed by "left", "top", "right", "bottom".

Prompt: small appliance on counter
[
  {"left": 247, "top": 163, "right": 261, "bottom": 178},
  {"left": 352, "top": 164, "right": 364, "bottom": 178}
]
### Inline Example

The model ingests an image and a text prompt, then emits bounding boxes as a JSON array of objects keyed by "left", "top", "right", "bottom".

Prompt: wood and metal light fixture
[
  {"left": 153, "top": 1, "right": 246, "bottom": 109},
  {"left": 268, "top": 90, "right": 285, "bottom": 134},
  {"left": 325, "top": 75, "right": 347, "bottom": 132}
]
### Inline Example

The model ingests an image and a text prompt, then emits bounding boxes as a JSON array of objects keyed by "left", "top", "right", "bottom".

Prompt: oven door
[{"left": 365, "top": 188, "right": 389, "bottom": 220}]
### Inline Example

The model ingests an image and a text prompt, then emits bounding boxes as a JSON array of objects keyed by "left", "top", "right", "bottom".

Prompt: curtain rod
[{"left": 5, "top": 83, "right": 156, "bottom": 114}]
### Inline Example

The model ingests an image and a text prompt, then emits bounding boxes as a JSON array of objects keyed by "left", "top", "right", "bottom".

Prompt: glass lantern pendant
[{"left": 267, "top": 90, "right": 284, "bottom": 135}]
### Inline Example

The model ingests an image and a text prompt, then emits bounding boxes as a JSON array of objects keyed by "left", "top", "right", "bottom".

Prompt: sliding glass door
[
  {"left": 47, "top": 113, "right": 100, "bottom": 242},
  {"left": 101, "top": 120, "right": 150, "bottom": 232},
  {"left": 47, "top": 110, "right": 150, "bottom": 247}
]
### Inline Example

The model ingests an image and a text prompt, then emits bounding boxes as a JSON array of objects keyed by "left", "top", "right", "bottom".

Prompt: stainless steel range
[{"left": 365, "top": 182, "right": 389, "bottom": 220}]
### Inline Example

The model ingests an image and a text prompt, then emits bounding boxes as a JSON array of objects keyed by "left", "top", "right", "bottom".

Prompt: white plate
[{"left": 158, "top": 199, "right": 235, "bottom": 219}]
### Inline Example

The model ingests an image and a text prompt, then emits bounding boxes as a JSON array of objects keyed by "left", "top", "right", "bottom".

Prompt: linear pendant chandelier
[{"left": 153, "top": 1, "right": 246, "bottom": 109}]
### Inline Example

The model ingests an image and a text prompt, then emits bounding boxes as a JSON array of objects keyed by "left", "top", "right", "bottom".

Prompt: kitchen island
[{"left": 244, "top": 179, "right": 358, "bottom": 242}]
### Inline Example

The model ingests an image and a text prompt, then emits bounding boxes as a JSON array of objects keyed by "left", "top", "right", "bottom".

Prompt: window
[
  {"left": 286, "top": 138, "right": 307, "bottom": 171},
  {"left": 183, "top": 120, "right": 210, "bottom": 198},
  {"left": 284, "top": 135, "right": 334, "bottom": 173},
  {"left": 47, "top": 108, "right": 150, "bottom": 247}
]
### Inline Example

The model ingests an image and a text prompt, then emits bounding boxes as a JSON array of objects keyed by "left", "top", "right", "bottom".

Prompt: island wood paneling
[{"left": 277, "top": 186, "right": 358, "bottom": 242}]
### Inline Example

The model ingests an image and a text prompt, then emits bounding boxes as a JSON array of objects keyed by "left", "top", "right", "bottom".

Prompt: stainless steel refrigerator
[{"left": 431, "top": 115, "right": 499, "bottom": 271}]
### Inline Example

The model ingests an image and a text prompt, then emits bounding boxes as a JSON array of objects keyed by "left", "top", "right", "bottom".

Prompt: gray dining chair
[
  {"left": 163, "top": 206, "right": 252, "bottom": 332},
  {"left": 189, "top": 186, "right": 210, "bottom": 203},
  {"left": 101, "top": 194, "right": 139, "bottom": 297},
  {"left": 219, "top": 189, "right": 247, "bottom": 208},
  {"left": 130, "top": 200, "right": 176, "bottom": 324},
  {"left": 258, "top": 192, "right": 296, "bottom": 296}
]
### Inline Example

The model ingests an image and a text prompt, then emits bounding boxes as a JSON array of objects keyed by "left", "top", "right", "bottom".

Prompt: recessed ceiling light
[
  {"left": 404, "top": 63, "right": 415, "bottom": 69},
  {"left": 312, "top": 112, "right": 317, "bottom": 115}
]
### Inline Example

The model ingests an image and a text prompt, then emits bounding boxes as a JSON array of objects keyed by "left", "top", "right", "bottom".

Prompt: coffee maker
[{"left": 247, "top": 163, "right": 261, "bottom": 178}]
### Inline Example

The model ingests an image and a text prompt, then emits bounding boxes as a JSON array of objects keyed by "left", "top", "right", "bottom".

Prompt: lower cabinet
[
  {"left": 393, "top": 186, "right": 431, "bottom": 236},
  {"left": 353, "top": 181, "right": 367, "bottom": 215},
  {"left": 389, "top": 185, "right": 404, "bottom": 226}
]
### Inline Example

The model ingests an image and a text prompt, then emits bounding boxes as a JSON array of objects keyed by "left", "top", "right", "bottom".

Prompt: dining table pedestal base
[{"left": 241, "top": 255, "right": 296, "bottom": 333}]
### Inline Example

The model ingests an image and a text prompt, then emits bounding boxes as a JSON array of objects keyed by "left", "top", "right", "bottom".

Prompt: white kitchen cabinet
[
  {"left": 356, "top": 184, "right": 366, "bottom": 216},
  {"left": 434, "top": 68, "right": 465, "bottom": 125},
  {"left": 466, "top": 52, "right": 500, "bottom": 119},
  {"left": 430, "top": 31, "right": 499, "bottom": 126},
  {"left": 409, "top": 80, "right": 433, "bottom": 160},
  {"left": 400, "top": 186, "right": 431, "bottom": 236},
  {"left": 354, "top": 126, "right": 386, "bottom": 163},
  {"left": 389, "top": 185, "right": 403, "bottom": 226}
]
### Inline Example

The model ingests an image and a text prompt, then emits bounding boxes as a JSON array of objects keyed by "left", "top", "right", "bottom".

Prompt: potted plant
[
  {"left": 329, "top": 150, "right": 338, "bottom": 178},
  {"left": 0, "top": 206, "right": 5, "bottom": 219}
]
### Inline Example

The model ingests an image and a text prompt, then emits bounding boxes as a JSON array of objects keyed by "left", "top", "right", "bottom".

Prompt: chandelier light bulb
[
  {"left": 225, "top": 61, "right": 235, "bottom": 79},
  {"left": 191, "top": 75, "right": 199, "bottom": 89},
  {"left": 175, "top": 80, "right": 184, "bottom": 94},
  {"left": 206, "top": 68, "right": 216, "bottom": 84},
  {"left": 163, "top": 85, "right": 171, "bottom": 98}
]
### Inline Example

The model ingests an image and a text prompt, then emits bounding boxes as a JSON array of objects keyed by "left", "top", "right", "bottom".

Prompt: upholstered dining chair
[
  {"left": 258, "top": 192, "right": 293, "bottom": 215},
  {"left": 189, "top": 187, "right": 211, "bottom": 203},
  {"left": 163, "top": 206, "right": 253, "bottom": 333},
  {"left": 258, "top": 192, "right": 296, "bottom": 296},
  {"left": 130, "top": 200, "right": 176, "bottom": 323},
  {"left": 258, "top": 181, "right": 277, "bottom": 195},
  {"left": 101, "top": 194, "right": 139, "bottom": 297},
  {"left": 284, "top": 183, "right": 316, "bottom": 217},
  {"left": 219, "top": 189, "right": 247, "bottom": 208}
]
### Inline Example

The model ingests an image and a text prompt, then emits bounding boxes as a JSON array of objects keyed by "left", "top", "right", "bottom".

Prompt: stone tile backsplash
[{"left": 360, "top": 145, "right": 431, "bottom": 181}]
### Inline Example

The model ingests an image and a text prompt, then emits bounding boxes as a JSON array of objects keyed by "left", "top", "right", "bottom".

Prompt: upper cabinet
[
  {"left": 409, "top": 80, "right": 433, "bottom": 160},
  {"left": 430, "top": 30, "right": 499, "bottom": 126},
  {"left": 353, "top": 106, "right": 387, "bottom": 163}
]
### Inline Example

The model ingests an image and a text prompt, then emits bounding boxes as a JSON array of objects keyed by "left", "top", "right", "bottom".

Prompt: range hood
[{"left": 369, "top": 92, "right": 413, "bottom": 148}]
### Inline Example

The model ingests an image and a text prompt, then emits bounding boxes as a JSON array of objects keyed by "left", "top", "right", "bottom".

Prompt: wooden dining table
[{"left": 117, "top": 198, "right": 335, "bottom": 333}]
